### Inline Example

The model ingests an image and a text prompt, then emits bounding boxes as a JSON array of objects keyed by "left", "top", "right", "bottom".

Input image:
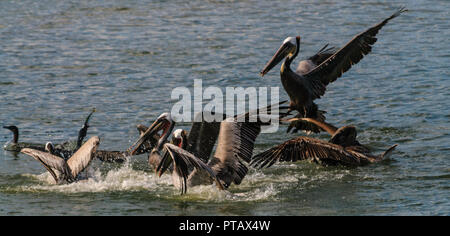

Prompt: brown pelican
[
  {"left": 45, "top": 142, "right": 73, "bottom": 160},
  {"left": 132, "top": 124, "right": 161, "bottom": 155},
  {"left": 20, "top": 136, "right": 100, "bottom": 184},
  {"left": 129, "top": 113, "right": 223, "bottom": 194},
  {"left": 129, "top": 102, "right": 287, "bottom": 194},
  {"left": 260, "top": 8, "right": 407, "bottom": 133},
  {"left": 129, "top": 113, "right": 176, "bottom": 169},
  {"left": 250, "top": 118, "right": 397, "bottom": 168}
]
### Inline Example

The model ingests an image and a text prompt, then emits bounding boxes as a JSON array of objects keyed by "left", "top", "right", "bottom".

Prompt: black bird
[{"left": 3, "top": 125, "right": 46, "bottom": 152}]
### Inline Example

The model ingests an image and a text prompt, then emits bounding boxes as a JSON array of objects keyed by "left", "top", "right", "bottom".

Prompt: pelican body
[
  {"left": 251, "top": 118, "right": 397, "bottom": 168},
  {"left": 129, "top": 102, "right": 288, "bottom": 194},
  {"left": 260, "top": 8, "right": 407, "bottom": 133},
  {"left": 21, "top": 136, "right": 100, "bottom": 184}
]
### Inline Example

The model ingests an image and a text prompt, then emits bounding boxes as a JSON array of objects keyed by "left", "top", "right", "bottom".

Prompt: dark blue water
[{"left": 0, "top": 0, "right": 448, "bottom": 215}]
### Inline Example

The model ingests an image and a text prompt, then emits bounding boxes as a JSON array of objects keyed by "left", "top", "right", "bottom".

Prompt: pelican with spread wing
[
  {"left": 251, "top": 118, "right": 397, "bottom": 168},
  {"left": 21, "top": 136, "right": 100, "bottom": 184},
  {"left": 260, "top": 8, "right": 407, "bottom": 133},
  {"left": 128, "top": 102, "right": 287, "bottom": 194}
]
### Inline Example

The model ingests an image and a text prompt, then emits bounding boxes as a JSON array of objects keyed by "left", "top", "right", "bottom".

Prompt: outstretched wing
[
  {"left": 21, "top": 148, "right": 71, "bottom": 183},
  {"left": 251, "top": 136, "right": 360, "bottom": 168},
  {"left": 157, "top": 143, "right": 224, "bottom": 194},
  {"left": 185, "top": 112, "right": 225, "bottom": 163},
  {"left": 67, "top": 136, "right": 99, "bottom": 178},
  {"left": 211, "top": 101, "right": 288, "bottom": 187},
  {"left": 303, "top": 8, "right": 407, "bottom": 86},
  {"left": 296, "top": 44, "right": 337, "bottom": 75}
]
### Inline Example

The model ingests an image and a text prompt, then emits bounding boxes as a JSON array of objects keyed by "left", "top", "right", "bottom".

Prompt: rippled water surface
[{"left": 0, "top": 0, "right": 449, "bottom": 215}]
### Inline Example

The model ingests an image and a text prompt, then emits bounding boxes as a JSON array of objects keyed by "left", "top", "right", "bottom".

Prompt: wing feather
[
  {"left": 210, "top": 102, "right": 288, "bottom": 186},
  {"left": 186, "top": 112, "right": 224, "bottom": 163},
  {"left": 159, "top": 143, "right": 224, "bottom": 194},
  {"left": 303, "top": 8, "right": 407, "bottom": 86},
  {"left": 21, "top": 148, "right": 70, "bottom": 183},
  {"left": 67, "top": 136, "right": 99, "bottom": 178},
  {"left": 251, "top": 136, "right": 360, "bottom": 168}
]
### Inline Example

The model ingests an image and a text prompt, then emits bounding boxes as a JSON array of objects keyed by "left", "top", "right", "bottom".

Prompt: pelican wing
[
  {"left": 67, "top": 136, "right": 99, "bottom": 178},
  {"left": 251, "top": 136, "right": 360, "bottom": 168},
  {"left": 20, "top": 148, "right": 71, "bottom": 183},
  {"left": 210, "top": 102, "right": 288, "bottom": 187},
  {"left": 303, "top": 8, "right": 406, "bottom": 86},
  {"left": 94, "top": 150, "right": 126, "bottom": 163},
  {"left": 158, "top": 143, "right": 224, "bottom": 194},
  {"left": 209, "top": 120, "right": 260, "bottom": 187},
  {"left": 296, "top": 44, "right": 337, "bottom": 75},
  {"left": 186, "top": 112, "right": 225, "bottom": 163}
]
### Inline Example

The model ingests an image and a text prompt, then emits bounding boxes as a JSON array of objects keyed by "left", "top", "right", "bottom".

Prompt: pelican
[
  {"left": 129, "top": 102, "right": 287, "bottom": 194},
  {"left": 45, "top": 142, "right": 73, "bottom": 160},
  {"left": 251, "top": 118, "right": 397, "bottom": 168},
  {"left": 132, "top": 124, "right": 161, "bottom": 155},
  {"left": 129, "top": 113, "right": 182, "bottom": 169},
  {"left": 260, "top": 8, "right": 407, "bottom": 133},
  {"left": 20, "top": 136, "right": 100, "bottom": 184}
]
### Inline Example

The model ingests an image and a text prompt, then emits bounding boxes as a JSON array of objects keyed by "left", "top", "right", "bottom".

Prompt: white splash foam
[{"left": 14, "top": 161, "right": 352, "bottom": 202}]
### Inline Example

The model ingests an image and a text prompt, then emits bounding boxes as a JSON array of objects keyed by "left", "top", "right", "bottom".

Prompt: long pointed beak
[
  {"left": 260, "top": 43, "right": 294, "bottom": 76},
  {"left": 127, "top": 119, "right": 163, "bottom": 155}
]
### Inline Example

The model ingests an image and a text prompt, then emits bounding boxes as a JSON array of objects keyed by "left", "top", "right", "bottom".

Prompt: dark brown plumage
[
  {"left": 260, "top": 8, "right": 407, "bottom": 133},
  {"left": 251, "top": 118, "right": 398, "bottom": 168},
  {"left": 131, "top": 102, "right": 288, "bottom": 194}
]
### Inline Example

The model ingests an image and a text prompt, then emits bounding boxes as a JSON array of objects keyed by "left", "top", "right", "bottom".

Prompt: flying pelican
[
  {"left": 260, "top": 8, "right": 407, "bottom": 133},
  {"left": 129, "top": 102, "right": 287, "bottom": 194},
  {"left": 250, "top": 118, "right": 397, "bottom": 168},
  {"left": 20, "top": 136, "right": 100, "bottom": 184}
]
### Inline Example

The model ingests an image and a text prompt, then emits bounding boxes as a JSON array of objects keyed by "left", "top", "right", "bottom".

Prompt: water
[{"left": 0, "top": 0, "right": 449, "bottom": 215}]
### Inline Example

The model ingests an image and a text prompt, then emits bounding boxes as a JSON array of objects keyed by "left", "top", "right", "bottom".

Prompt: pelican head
[
  {"left": 129, "top": 112, "right": 175, "bottom": 155},
  {"left": 260, "top": 36, "right": 300, "bottom": 76},
  {"left": 45, "top": 142, "right": 55, "bottom": 154},
  {"left": 171, "top": 129, "right": 187, "bottom": 148}
]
